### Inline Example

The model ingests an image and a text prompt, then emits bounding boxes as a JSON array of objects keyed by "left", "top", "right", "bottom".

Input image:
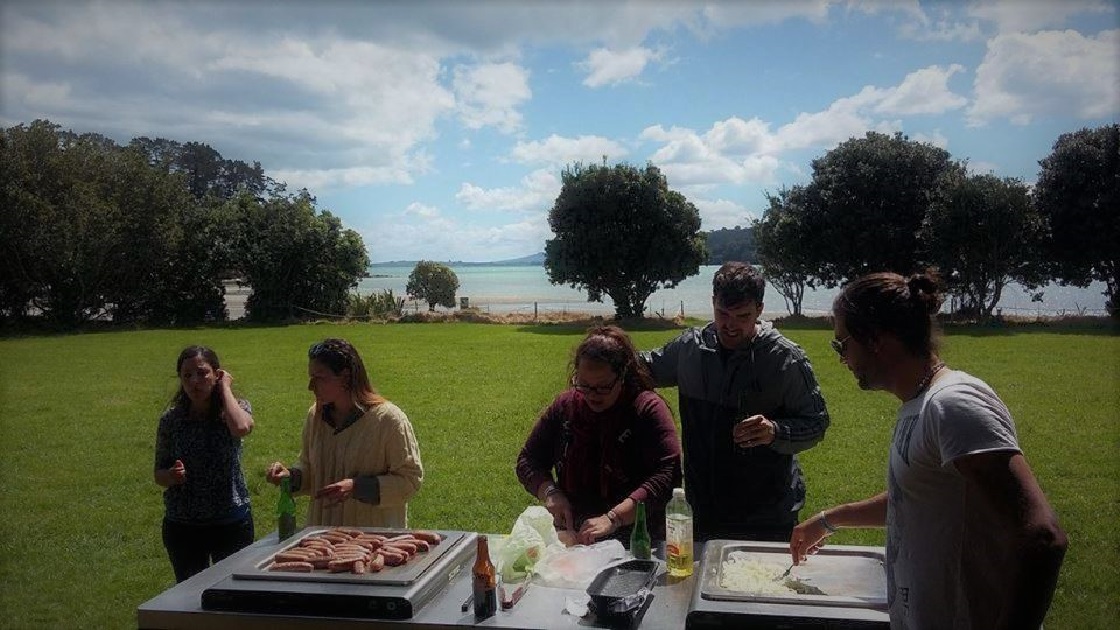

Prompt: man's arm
[
  {"left": 790, "top": 492, "right": 887, "bottom": 565},
  {"left": 769, "top": 356, "right": 830, "bottom": 455},
  {"left": 641, "top": 332, "right": 685, "bottom": 388},
  {"left": 954, "top": 451, "right": 1067, "bottom": 630}
]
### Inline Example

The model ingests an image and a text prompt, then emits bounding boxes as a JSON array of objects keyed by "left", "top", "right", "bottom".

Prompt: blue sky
[{"left": 2, "top": 1, "right": 1117, "bottom": 262}]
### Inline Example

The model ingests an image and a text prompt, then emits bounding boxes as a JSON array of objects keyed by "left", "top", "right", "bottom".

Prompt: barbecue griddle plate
[
  {"left": 202, "top": 528, "right": 477, "bottom": 620},
  {"left": 232, "top": 528, "right": 466, "bottom": 586},
  {"left": 699, "top": 540, "right": 887, "bottom": 610}
]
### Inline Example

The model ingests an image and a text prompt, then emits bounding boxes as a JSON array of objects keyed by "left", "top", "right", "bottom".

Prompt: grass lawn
[{"left": 0, "top": 320, "right": 1116, "bottom": 628}]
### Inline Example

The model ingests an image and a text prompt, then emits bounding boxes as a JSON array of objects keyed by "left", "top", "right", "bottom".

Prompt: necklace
[{"left": 912, "top": 361, "right": 946, "bottom": 398}]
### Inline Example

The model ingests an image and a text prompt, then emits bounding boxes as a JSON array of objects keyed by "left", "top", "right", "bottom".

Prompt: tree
[
  {"left": 236, "top": 191, "right": 369, "bottom": 321},
  {"left": 754, "top": 187, "right": 818, "bottom": 316},
  {"left": 544, "top": 162, "right": 707, "bottom": 319},
  {"left": 406, "top": 261, "right": 459, "bottom": 311},
  {"left": 922, "top": 172, "right": 1045, "bottom": 319},
  {"left": 804, "top": 131, "right": 963, "bottom": 285},
  {"left": 0, "top": 122, "right": 125, "bottom": 325},
  {"left": 129, "top": 136, "right": 274, "bottom": 200},
  {"left": 1034, "top": 124, "right": 1120, "bottom": 318}
]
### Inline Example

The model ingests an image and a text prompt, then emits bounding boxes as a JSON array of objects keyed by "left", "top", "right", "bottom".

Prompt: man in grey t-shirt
[{"left": 789, "top": 271, "right": 1066, "bottom": 629}]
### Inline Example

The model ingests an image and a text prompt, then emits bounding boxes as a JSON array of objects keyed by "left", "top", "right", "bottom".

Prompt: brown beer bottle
[{"left": 472, "top": 534, "right": 498, "bottom": 618}]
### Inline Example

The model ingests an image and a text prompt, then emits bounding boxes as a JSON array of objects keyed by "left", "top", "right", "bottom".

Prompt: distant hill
[
  {"left": 369, "top": 252, "right": 545, "bottom": 268},
  {"left": 704, "top": 226, "right": 757, "bottom": 265}
]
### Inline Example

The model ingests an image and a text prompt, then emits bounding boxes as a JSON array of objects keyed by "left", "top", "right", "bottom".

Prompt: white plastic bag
[
  {"left": 534, "top": 539, "right": 627, "bottom": 589},
  {"left": 495, "top": 506, "right": 562, "bottom": 582}
]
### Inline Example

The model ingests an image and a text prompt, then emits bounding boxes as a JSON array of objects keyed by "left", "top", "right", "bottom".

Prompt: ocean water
[{"left": 359, "top": 265, "right": 1110, "bottom": 319}]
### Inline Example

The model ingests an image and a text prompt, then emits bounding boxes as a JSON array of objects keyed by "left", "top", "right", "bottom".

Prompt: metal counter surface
[
  {"left": 138, "top": 536, "right": 888, "bottom": 629},
  {"left": 137, "top": 533, "right": 695, "bottom": 630}
]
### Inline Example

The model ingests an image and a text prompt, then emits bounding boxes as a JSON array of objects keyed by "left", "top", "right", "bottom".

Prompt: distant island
[{"left": 369, "top": 252, "right": 545, "bottom": 268}]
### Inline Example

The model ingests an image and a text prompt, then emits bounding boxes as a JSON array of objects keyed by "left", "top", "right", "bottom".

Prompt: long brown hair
[
  {"left": 308, "top": 338, "right": 386, "bottom": 408},
  {"left": 570, "top": 325, "right": 657, "bottom": 393},
  {"left": 833, "top": 269, "right": 944, "bottom": 359}
]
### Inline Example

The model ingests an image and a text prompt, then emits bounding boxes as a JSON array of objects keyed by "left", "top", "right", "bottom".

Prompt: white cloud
[
  {"left": 638, "top": 65, "right": 962, "bottom": 189},
  {"left": 405, "top": 202, "right": 441, "bottom": 219},
  {"left": 510, "top": 134, "right": 628, "bottom": 166},
  {"left": 641, "top": 124, "right": 786, "bottom": 187},
  {"left": 892, "top": 0, "right": 1114, "bottom": 42},
  {"left": 772, "top": 90, "right": 884, "bottom": 151},
  {"left": 453, "top": 62, "right": 532, "bottom": 133},
  {"left": 967, "top": 0, "right": 1116, "bottom": 34},
  {"left": 0, "top": 72, "right": 72, "bottom": 112},
  {"left": 874, "top": 65, "right": 968, "bottom": 115},
  {"left": 910, "top": 130, "right": 949, "bottom": 148},
  {"left": 579, "top": 47, "right": 662, "bottom": 87},
  {"left": 271, "top": 166, "right": 412, "bottom": 191},
  {"left": 456, "top": 169, "right": 560, "bottom": 213},
  {"left": 705, "top": 117, "right": 775, "bottom": 155},
  {"left": 364, "top": 214, "right": 550, "bottom": 262},
  {"left": 969, "top": 29, "right": 1120, "bottom": 125},
  {"left": 899, "top": 19, "right": 984, "bottom": 43},
  {"left": 691, "top": 197, "right": 757, "bottom": 230}
]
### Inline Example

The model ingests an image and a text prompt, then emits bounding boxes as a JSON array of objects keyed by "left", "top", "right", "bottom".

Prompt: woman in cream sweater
[{"left": 267, "top": 338, "right": 423, "bottom": 527}]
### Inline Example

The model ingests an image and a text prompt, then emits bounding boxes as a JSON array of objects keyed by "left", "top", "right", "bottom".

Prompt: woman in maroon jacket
[{"left": 516, "top": 325, "right": 683, "bottom": 546}]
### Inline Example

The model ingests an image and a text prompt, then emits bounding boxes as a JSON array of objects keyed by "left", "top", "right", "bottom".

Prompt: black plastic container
[{"left": 586, "top": 559, "right": 660, "bottom": 628}]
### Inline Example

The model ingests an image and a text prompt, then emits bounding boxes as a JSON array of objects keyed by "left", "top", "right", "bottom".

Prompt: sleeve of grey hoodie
[
  {"left": 770, "top": 354, "right": 830, "bottom": 455},
  {"left": 641, "top": 331, "right": 686, "bottom": 388}
]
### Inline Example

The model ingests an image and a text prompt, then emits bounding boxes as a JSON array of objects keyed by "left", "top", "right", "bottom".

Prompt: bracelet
[
  {"left": 819, "top": 511, "right": 838, "bottom": 535},
  {"left": 606, "top": 509, "right": 621, "bottom": 530}
]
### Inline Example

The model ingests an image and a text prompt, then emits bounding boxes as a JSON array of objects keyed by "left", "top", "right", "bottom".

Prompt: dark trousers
[{"left": 162, "top": 514, "right": 255, "bottom": 583}]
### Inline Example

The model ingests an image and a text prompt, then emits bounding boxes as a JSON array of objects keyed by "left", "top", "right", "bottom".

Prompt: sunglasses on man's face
[{"left": 830, "top": 335, "right": 852, "bottom": 357}]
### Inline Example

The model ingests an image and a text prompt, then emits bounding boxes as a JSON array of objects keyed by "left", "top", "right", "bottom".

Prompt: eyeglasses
[
  {"left": 830, "top": 335, "right": 852, "bottom": 357},
  {"left": 571, "top": 374, "right": 622, "bottom": 396}
]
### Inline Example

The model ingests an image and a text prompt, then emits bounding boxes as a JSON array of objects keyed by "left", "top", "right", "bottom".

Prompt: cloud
[
  {"left": 637, "top": 65, "right": 963, "bottom": 189},
  {"left": 873, "top": 65, "right": 968, "bottom": 115},
  {"left": 453, "top": 62, "right": 532, "bottom": 133},
  {"left": 0, "top": 72, "right": 72, "bottom": 112},
  {"left": 1, "top": 3, "right": 458, "bottom": 187},
  {"left": 509, "top": 134, "right": 628, "bottom": 166},
  {"left": 455, "top": 169, "right": 560, "bottom": 213},
  {"left": 968, "top": 29, "right": 1120, "bottom": 125},
  {"left": 691, "top": 197, "right": 757, "bottom": 230},
  {"left": 909, "top": 130, "right": 949, "bottom": 148},
  {"left": 892, "top": 0, "right": 1114, "bottom": 42},
  {"left": 405, "top": 202, "right": 441, "bottom": 219},
  {"left": 364, "top": 213, "right": 550, "bottom": 262},
  {"left": 641, "top": 124, "right": 785, "bottom": 187},
  {"left": 579, "top": 47, "right": 663, "bottom": 87},
  {"left": 967, "top": 0, "right": 1116, "bottom": 34}
]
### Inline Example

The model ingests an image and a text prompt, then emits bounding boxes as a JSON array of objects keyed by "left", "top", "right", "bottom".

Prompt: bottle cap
[{"left": 673, "top": 487, "right": 685, "bottom": 498}]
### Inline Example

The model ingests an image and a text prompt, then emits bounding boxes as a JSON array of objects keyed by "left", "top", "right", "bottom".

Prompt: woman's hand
[
  {"left": 266, "top": 461, "right": 289, "bottom": 485},
  {"left": 216, "top": 369, "right": 234, "bottom": 390},
  {"left": 544, "top": 489, "right": 575, "bottom": 533},
  {"left": 315, "top": 478, "right": 355, "bottom": 506},
  {"left": 577, "top": 514, "right": 615, "bottom": 545},
  {"left": 169, "top": 459, "right": 186, "bottom": 485}
]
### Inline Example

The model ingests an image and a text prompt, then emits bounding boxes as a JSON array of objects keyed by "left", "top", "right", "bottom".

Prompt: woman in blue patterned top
[{"left": 154, "top": 346, "right": 255, "bottom": 582}]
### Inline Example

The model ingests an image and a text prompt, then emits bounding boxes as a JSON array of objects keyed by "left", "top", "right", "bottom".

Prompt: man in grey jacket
[{"left": 643, "top": 262, "right": 830, "bottom": 541}]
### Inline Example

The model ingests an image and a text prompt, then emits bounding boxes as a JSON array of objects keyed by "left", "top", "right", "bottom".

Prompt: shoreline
[{"left": 222, "top": 284, "right": 1112, "bottom": 324}]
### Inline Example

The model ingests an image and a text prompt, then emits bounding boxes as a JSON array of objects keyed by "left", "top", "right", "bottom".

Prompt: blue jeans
[{"left": 162, "top": 513, "right": 254, "bottom": 582}]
